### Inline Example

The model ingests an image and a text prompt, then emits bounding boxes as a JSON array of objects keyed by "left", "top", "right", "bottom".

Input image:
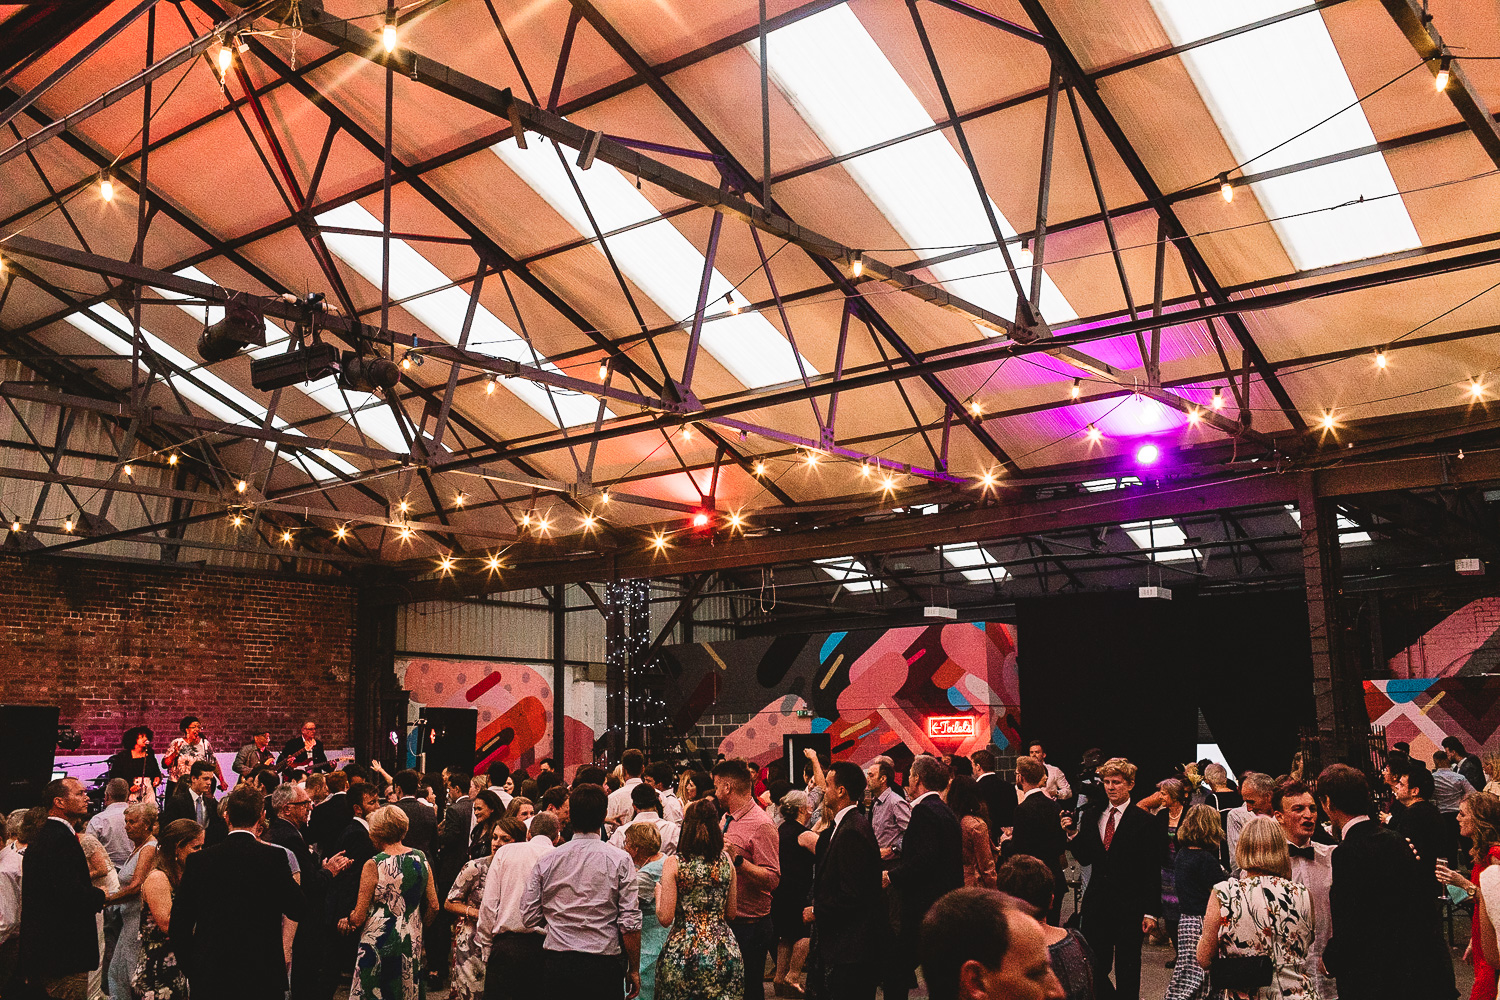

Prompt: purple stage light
[{"left": 1136, "top": 443, "right": 1160, "bottom": 465}]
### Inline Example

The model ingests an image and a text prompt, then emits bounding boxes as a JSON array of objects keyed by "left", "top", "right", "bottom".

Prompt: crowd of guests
[{"left": 0, "top": 727, "right": 1492, "bottom": 1000}]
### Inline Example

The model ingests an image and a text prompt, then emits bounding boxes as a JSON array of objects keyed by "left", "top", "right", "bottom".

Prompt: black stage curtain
[{"left": 1017, "top": 591, "right": 1314, "bottom": 787}]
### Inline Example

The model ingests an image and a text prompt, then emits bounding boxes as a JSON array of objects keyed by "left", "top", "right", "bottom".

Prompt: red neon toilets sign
[{"left": 927, "top": 716, "right": 976, "bottom": 738}]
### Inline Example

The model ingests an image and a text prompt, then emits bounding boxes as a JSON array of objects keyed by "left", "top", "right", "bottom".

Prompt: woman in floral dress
[
  {"left": 1196, "top": 816, "right": 1315, "bottom": 1000},
  {"left": 341, "top": 806, "right": 439, "bottom": 999},
  {"left": 655, "top": 800, "right": 744, "bottom": 1000},
  {"left": 133, "top": 819, "right": 203, "bottom": 1000},
  {"left": 445, "top": 818, "right": 522, "bottom": 1000},
  {"left": 161, "top": 716, "right": 224, "bottom": 797}
]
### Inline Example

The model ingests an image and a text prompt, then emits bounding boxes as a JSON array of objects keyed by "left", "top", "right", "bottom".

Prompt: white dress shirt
[
  {"left": 475, "top": 836, "right": 556, "bottom": 954},
  {"left": 1097, "top": 800, "right": 1128, "bottom": 842},
  {"left": 832, "top": 804, "right": 857, "bottom": 833},
  {"left": 1043, "top": 763, "right": 1072, "bottom": 800},
  {"left": 86, "top": 801, "right": 133, "bottom": 870},
  {"left": 1287, "top": 840, "right": 1336, "bottom": 999},
  {"left": 609, "top": 811, "right": 680, "bottom": 855},
  {"left": 659, "top": 789, "right": 684, "bottom": 824},
  {"left": 605, "top": 778, "right": 643, "bottom": 835},
  {"left": 0, "top": 843, "right": 21, "bottom": 946},
  {"left": 521, "top": 833, "right": 640, "bottom": 954}
]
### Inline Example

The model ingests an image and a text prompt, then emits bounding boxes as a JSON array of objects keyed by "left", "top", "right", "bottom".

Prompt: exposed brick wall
[{"left": 0, "top": 554, "right": 356, "bottom": 754}]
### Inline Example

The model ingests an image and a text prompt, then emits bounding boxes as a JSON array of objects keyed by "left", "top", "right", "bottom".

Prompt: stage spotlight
[{"left": 197, "top": 299, "right": 267, "bottom": 363}]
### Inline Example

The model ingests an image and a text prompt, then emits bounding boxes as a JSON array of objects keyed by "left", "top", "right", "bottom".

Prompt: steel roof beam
[{"left": 1381, "top": 0, "right": 1500, "bottom": 169}]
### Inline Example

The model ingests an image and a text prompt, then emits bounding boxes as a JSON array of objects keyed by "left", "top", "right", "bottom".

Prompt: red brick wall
[{"left": 0, "top": 554, "right": 356, "bottom": 753}]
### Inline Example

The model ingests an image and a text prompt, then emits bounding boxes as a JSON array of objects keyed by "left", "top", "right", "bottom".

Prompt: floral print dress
[
  {"left": 655, "top": 853, "right": 744, "bottom": 1000},
  {"left": 132, "top": 884, "right": 188, "bottom": 1000},
  {"left": 445, "top": 856, "right": 489, "bottom": 1000},
  {"left": 353, "top": 850, "right": 431, "bottom": 1000},
  {"left": 1210, "top": 875, "right": 1316, "bottom": 1000}
]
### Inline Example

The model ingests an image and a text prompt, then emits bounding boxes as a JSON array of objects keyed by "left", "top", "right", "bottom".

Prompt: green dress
[
  {"left": 352, "top": 849, "right": 430, "bottom": 1000},
  {"left": 655, "top": 853, "right": 744, "bottom": 1000}
]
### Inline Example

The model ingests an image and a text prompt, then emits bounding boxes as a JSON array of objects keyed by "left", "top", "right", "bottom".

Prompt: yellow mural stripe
[
  {"left": 701, "top": 642, "right": 730, "bottom": 673},
  {"left": 840, "top": 718, "right": 873, "bottom": 739},
  {"left": 819, "top": 653, "right": 844, "bottom": 689},
  {"left": 1420, "top": 690, "right": 1446, "bottom": 714}
]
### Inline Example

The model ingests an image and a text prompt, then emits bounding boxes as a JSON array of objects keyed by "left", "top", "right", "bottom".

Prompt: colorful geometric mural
[
  {"left": 1365, "top": 676, "right": 1500, "bottom": 762},
  {"left": 1387, "top": 597, "right": 1500, "bottom": 678},
  {"left": 660, "top": 621, "right": 1020, "bottom": 770},
  {"left": 397, "top": 658, "right": 595, "bottom": 777}
]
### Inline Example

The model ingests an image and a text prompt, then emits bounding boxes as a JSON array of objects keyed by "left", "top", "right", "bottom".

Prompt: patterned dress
[
  {"left": 445, "top": 856, "right": 489, "bottom": 1000},
  {"left": 1210, "top": 876, "right": 1316, "bottom": 1000},
  {"left": 164, "top": 737, "right": 214, "bottom": 784},
  {"left": 132, "top": 883, "right": 187, "bottom": 1000},
  {"left": 352, "top": 850, "right": 431, "bottom": 1000},
  {"left": 655, "top": 853, "right": 744, "bottom": 1000}
]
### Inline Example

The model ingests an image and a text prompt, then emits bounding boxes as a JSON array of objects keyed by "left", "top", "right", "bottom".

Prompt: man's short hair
[
  {"left": 252, "top": 768, "right": 280, "bottom": 793},
  {"left": 1097, "top": 758, "right": 1138, "bottom": 784},
  {"left": 569, "top": 784, "right": 609, "bottom": 833},
  {"left": 971, "top": 749, "right": 997, "bottom": 773},
  {"left": 573, "top": 765, "right": 607, "bottom": 788},
  {"left": 647, "top": 761, "right": 676, "bottom": 788},
  {"left": 868, "top": 756, "right": 896, "bottom": 785},
  {"left": 711, "top": 758, "right": 756, "bottom": 791},
  {"left": 105, "top": 778, "right": 130, "bottom": 803},
  {"left": 325, "top": 771, "right": 348, "bottom": 794},
  {"left": 621, "top": 748, "right": 645, "bottom": 778},
  {"left": 1027, "top": 741, "right": 1045, "bottom": 753},
  {"left": 1272, "top": 779, "right": 1312, "bottom": 813},
  {"left": 1392, "top": 741, "right": 1411, "bottom": 754},
  {"left": 394, "top": 769, "right": 421, "bottom": 796},
  {"left": 270, "top": 784, "right": 300, "bottom": 812},
  {"left": 1316, "top": 764, "right": 1371, "bottom": 816},
  {"left": 528, "top": 810, "right": 560, "bottom": 842},
  {"left": 631, "top": 783, "right": 663, "bottom": 812},
  {"left": 1404, "top": 762, "right": 1436, "bottom": 801},
  {"left": 910, "top": 754, "right": 951, "bottom": 793},
  {"left": 995, "top": 855, "right": 1053, "bottom": 916},
  {"left": 920, "top": 887, "right": 1018, "bottom": 1000},
  {"left": 1433, "top": 750, "right": 1451, "bottom": 767},
  {"left": 43, "top": 779, "right": 70, "bottom": 810},
  {"left": 223, "top": 784, "right": 265, "bottom": 828},
  {"left": 447, "top": 770, "right": 472, "bottom": 794},
  {"left": 1443, "top": 736, "right": 1467, "bottom": 755},
  {"left": 189, "top": 760, "right": 216, "bottom": 780},
  {"left": 1014, "top": 756, "right": 1046, "bottom": 786},
  {"left": 828, "top": 761, "right": 867, "bottom": 804},
  {"left": 540, "top": 786, "right": 568, "bottom": 811}
]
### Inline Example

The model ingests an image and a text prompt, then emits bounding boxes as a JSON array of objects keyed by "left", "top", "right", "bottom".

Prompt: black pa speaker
[
  {"left": 422, "top": 707, "right": 478, "bottom": 776},
  {"left": 0, "top": 705, "right": 61, "bottom": 812},
  {"left": 784, "top": 732, "right": 831, "bottom": 789}
]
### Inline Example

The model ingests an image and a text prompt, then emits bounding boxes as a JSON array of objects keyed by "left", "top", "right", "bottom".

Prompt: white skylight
[
  {"left": 815, "top": 556, "right": 885, "bottom": 593},
  {"left": 753, "top": 6, "right": 1075, "bottom": 331},
  {"left": 490, "top": 138, "right": 816, "bottom": 390},
  {"left": 1285, "top": 505, "right": 1372, "bottom": 544},
  {"left": 1121, "top": 519, "right": 1202, "bottom": 562},
  {"left": 315, "top": 203, "right": 609, "bottom": 427},
  {"left": 63, "top": 304, "right": 359, "bottom": 479},
  {"left": 1148, "top": 0, "right": 1420, "bottom": 270},
  {"left": 156, "top": 268, "right": 413, "bottom": 456},
  {"left": 942, "top": 542, "right": 1011, "bottom": 584},
  {"left": 1081, "top": 476, "right": 1144, "bottom": 493}
]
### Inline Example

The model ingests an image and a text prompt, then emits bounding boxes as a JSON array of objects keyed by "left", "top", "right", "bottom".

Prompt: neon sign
[{"left": 927, "top": 716, "right": 976, "bottom": 738}]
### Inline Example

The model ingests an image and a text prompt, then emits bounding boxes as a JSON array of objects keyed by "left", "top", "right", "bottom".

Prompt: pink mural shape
[{"left": 1388, "top": 598, "right": 1500, "bottom": 677}]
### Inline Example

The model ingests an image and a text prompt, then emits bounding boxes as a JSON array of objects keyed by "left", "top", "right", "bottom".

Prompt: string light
[
  {"left": 728, "top": 510, "right": 744, "bottom": 530},
  {"left": 1319, "top": 412, "right": 1336, "bottom": 431},
  {"left": 167, "top": 452, "right": 178, "bottom": 466},
  {"left": 397, "top": 498, "right": 411, "bottom": 514},
  {"left": 9, "top": 519, "right": 21, "bottom": 532},
  {"left": 725, "top": 291, "right": 741, "bottom": 315},
  {"left": 1211, "top": 388, "right": 1225, "bottom": 410},
  {"left": 600, "top": 491, "right": 611, "bottom": 504},
  {"left": 1375, "top": 348, "right": 1388, "bottom": 369},
  {"left": 453, "top": 492, "right": 466, "bottom": 507},
  {"left": 438, "top": 555, "right": 455, "bottom": 574},
  {"left": 217, "top": 44, "right": 233, "bottom": 75},
  {"left": 803, "top": 450, "right": 820, "bottom": 468},
  {"left": 63, "top": 517, "right": 75, "bottom": 533},
  {"left": 334, "top": 523, "right": 349, "bottom": 540},
  {"left": 280, "top": 529, "right": 293, "bottom": 544},
  {"left": 397, "top": 525, "right": 414, "bottom": 541},
  {"left": 753, "top": 460, "right": 767, "bottom": 476},
  {"left": 1218, "top": 172, "right": 1234, "bottom": 203},
  {"left": 485, "top": 554, "right": 502, "bottom": 572},
  {"left": 849, "top": 250, "right": 864, "bottom": 278},
  {"left": 968, "top": 401, "right": 984, "bottom": 418},
  {"left": 650, "top": 531, "right": 668, "bottom": 553},
  {"left": 382, "top": 13, "right": 399, "bottom": 53},
  {"left": 599, "top": 361, "right": 610, "bottom": 380},
  {"left": 230, "top": 513, "right": 244, "bottom": 528},
  {"left": 1471, "top": 380, "right": 1486, "bottom": 400},
  {"left": 235, "top": 479, "right": 247, "bottom": 493},
  {"left": 978, "top": 470, "right": 998, "bottom": 490},
  {"left": 1187, "top": 408, "right": 1202, "bottom": 426},
  {"left": 682, "top": 423, "right": 694, "bottom": 441},
  {"left": 401, "top": 356, "right": 412, "bottom": 370},
  {"left": 1435, "top": 54, "right": 1452, "bottom": 92},
  {"left": 123, "top": 465, "right": 134, "bottom": 477},
  {"left": 484, "top": 377, "right": 496, "bottom": 395},
  {"left": 691, "top": 512, "right": 710, "bottom": 528},
  {"left": 1085, "top": 423, "right": 1102, "bottom": 443},
  {"left": 1070, "top": 379, "right": 1081, "bottom": 399},
  {"left": 860, "top": 463, "right": 872, "bottom": 478},
  {"left": 880, "top": 473, "right": 898, "bottom": 493},
  {"left": 535, "top": 516, "right": 551, "bottom": 535},
  {"left": 521, "top": 512, "right": 533, "bottom": 527},
  {"left": 582, "top": 514, "right": 597, "bottom": 531},
  {"left": 99, "top": 175, "right": 114, "bottom": 202}
]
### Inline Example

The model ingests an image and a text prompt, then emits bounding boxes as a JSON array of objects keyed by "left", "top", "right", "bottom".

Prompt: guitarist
[{"left": 277, "top": 720, "right": 331, "bottom": 776}]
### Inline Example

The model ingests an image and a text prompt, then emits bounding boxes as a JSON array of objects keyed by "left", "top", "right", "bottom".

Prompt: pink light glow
[{"left": 1136, "top": 443, "right": 1160, "bottom": 464}]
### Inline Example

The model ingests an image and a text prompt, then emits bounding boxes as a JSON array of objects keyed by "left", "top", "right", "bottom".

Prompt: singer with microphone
[
  {"left": 277, "top": 720, "right": 331, "bottom": 777},
  {"left": 105, "top": 726, "right": 162, "bottom": 802},
  {"left": 162, "top": 716, "right": 225, "bottom": 799}
]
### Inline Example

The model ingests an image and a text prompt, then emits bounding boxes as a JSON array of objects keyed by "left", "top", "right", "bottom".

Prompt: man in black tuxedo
[
  {"left": 19, "top": 778, "right": 106, "bottom": 997},
  {"left": 318, "top": 782, "right": 380, "bottom": 1000},
  {"left": 162, "top": 760, "right": 228, "bottom": 846},
  {"left": 810, "top": 761, "right": 885, "bottom": 1000},
  {"left": 279, "top": 720, "right": 331, "bottom": 776},
  {"left": 884, "top": 754, "right": 963, "bottom": 1000},
  {"left": 1318, "top": 764, "right": 1455, "bottom": 1000},
  {"left": 437, "top": 769, "right": 474, "bottom": 893},
  {"left": 1065, "top": 756, "right": 1162, "bottom": 1000},
  {"left": 172, "top": 784, "right": 305, "bottom": 1000},
  {"left": 971, "top": 749, "right": 1015, "bottom": 838},
  {"left": 1002, "top": 756, "right": 1067, "bottom": 922},
  {"left": 268, "top": 783, "right": 351, "bottom": 1000},
  {"left": 393, "top": 768, "right": 437, "bottom": 861},
  {"left": 1391, "top": 762, "right": 1446, "bottom": 875},
  {"left": 308, "top": 770, "right": 353, "bottom": 859}
]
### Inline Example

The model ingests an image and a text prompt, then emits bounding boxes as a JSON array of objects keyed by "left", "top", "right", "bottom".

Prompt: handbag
[{"left": 1209, "top": 953, "right": 1274, "bottom": 993}]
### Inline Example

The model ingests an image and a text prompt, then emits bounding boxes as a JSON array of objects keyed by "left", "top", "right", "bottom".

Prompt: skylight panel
[
  {"left": 942, "top": 542, "right": 1011, "bottom": 584},
  {"left": 1081, "top": 476, "right": 1143, "bottom": 493},
  {"left": 1121, "top": 519, "right": 1202, "bottom": 562},
  {"left": 815, "top": 556, "right": 885, "bottom": 593},
  {"left": 315, "top": 203, "right": 609, "bottom": 428},
  {"left": 1285, "top": 505, "right": 1371, "bottom": 544},
  {"left": 753, "top": 6, "right": 1075, "bottom": 330},
  {"left": 1148, "top": 0, "right": 1420, "bottom": 270},
  {"left": 155, "top": 268, "right": 413, "bottom": 457},
  {"left": 489, "top": 139, "right": 816, "bottom": 390},
  {"left": 63, "top": 304, "right": 358, "bottom": 479}
]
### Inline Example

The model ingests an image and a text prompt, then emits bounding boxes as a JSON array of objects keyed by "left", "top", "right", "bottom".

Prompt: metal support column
[
  {"left": 551, "top": 586, "right": 567, "bottom": 769},
  {"left": 354, "top": 583, "right": 402, "bottom": 763},
  {"left": 605, "top": 568, "right": 626, "bottom": 763},
  {"left": 1299, "top": 479, "right": 1362, "bottom": 767}
]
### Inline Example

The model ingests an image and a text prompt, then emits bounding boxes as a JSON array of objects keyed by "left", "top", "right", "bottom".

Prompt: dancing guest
[
  {"left": 971, "top": 749, "right": 1015, "bottom": 838},
  {"left": 470, "top": 789, "right": 505, "bottom": 861},
  {"left": 133, "top": 819, "right": 203, "bottom": 1000},
  {"left": 649, "top": 762, "right": 685, "bottom": 823},
  {"left": 995, "top": 854, "right": 1094, "bottom": 1000},
  {"left": 269, "top": 781, "right": 349, "bottom": 1000},
  {"left": 1435, "top": 749, "right": 1480, "bottom": 860},
  {"left": 713, "top": 758, "right": 781, "bottom": 1000},
  {"left": 19, "top": 778, "right": 107, "bottom": 997},
  {"left": 162, "top": 716, "right": 224, "bottom": 797},
  {"left": 476, "top": 812, "right": 560, "bottom": 1000},
  {"left": 611, "top": 784, "right": 680, "bottom": 855},
  {"left": 0, "top": 809, "right": 33, "bottom": 992},
  {"left": 1152, "top": 778, "right": 1187, "bottom": 959},
  {"left": 885, "top": 755, "right": 964, "bottom": 1000},
  {"left": 1434, "top": 791, "right": 1500, "bottom": 1000},
  {"left": 1393, "top": 762, "right": 1446, "bottom": 874},
  {"left": 625, "top": 822, "right": 669, "bottom": 1000},
  {"left": 438, "top": 770, "right": 474, "bottom": 892},
  {"left": 865, "top": 756, "right": 912, "bottom": 860},
  {"left": 504, "top": 797, "right": 535, "bottom": 826},
  {"left": 679, "top": 769, "right": 709, "bottom": 814},
  {"left": 655, "top": 799, "right": 744, "bottom": 1000},
  {"left": 918, "top": 888, "right": 1063, "bottom": 1000},
  {"left": 106, "top": 726, "right": 162, "bottom": 803},
  {"left": 1027, "top": 742, "right": 1072, "bottom": 801},
  {"left": 233, "top": 728, "right": 276, "bottom": 778},
  {"left": 607, "top": 749, "right": 648, "bottom": 836},
  {"left": 1273, "top": 781, "right": 1335, "bottom": 1000},
  {"left": 86, "top": 777, "right": 134, "bottom": 869},
  {"left": 393, "top": 768, "right": 437, "bottom": 860},
  {"left": 279, "top": 721, "right": 331, "bottom": 776},
  {"left": 1224, "top": 771, "right": 1275, "bottom": 873},
  {"left": 341, "top": 806, "right": 439, "bottom": 998},
  {"left": 78, "top": 820, "right": 120, "bottom": 1000},
  {"left": 950, "top": 776, "right": 998, "bottom": 889},
  {"left": 771, "top": 791, "right": 813, "bottom": 999},
  {"left": 1163, "top": 804, "right": 1225, "bottom": 1000},
  {"left": 309, "top": 770, "right": 353, "bottom": 858},
  {"left": 1446, "top": 737, "right": 1488, "bottom": 792},
  {"left": 447, "top": 818, "right": 512, "bottom": 1000},
  {"left": 1003, "top": 756, "right": 1067, "bottom": 922}
]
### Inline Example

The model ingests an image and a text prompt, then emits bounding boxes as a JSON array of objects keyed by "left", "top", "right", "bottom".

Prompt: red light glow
[
  {"left": 692, "top": 512, "right": 710, "bottom": 528},
  {"left": 927, "top": 716, "right": 976, "bottom": 739}
]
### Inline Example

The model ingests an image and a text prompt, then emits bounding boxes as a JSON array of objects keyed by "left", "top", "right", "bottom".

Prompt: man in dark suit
[
  {"left": 811, "top": 761, "right": 885, "bottom": 1000},
  {"left": 1002, "top": 756, "right": 1067, "bottom": 922},
  {"left": 971, "top": 749, "right": 1015, "bottom": 838},
  {"left": 1318, "top": 764, "right": 1455, "bottom": 1000},
  {"left": 437, "top": 769, "right": 474, "bottom": 893},
  {"left": 279, "top": 720, "right": 331, "bottom": 776},
  {"left": 319, "top": 782, "right": 380, "bottom": 1000},
  {"left": 393, "top": 768, "right": 437, "bottom": 861},
  {"left": 1065, "top": 756, "right": 1163, "bottom": 1000},
  {"left": 884, "top": 754, "right": 963, "bottom": 1000},
  {"left": 268, "top": 783, "right": 351, "bottom": 1000},
  {"left": 172, "top": 784, "right": 305, "bottom": 1000},
  {"left": 308, "top": 770, "right": 353, "bottom": 859},
  {"left": 1391, "top": 762, "right": 1446, "bottom": 875},
  {"left": 19, "top": 778, "right": 106, "bottom": 997},
  {"left": 162, "top": 760, "right": 227, "bottom": 846}
]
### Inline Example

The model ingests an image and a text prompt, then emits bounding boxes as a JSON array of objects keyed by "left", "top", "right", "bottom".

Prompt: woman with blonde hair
[
  {"left": 625, "top": 822, "right": 669, "bottom": 1000},
  {"left": 106, "top": 799, "right": 160, "bottom": 998},
  {"left": 1436, "top": 791, "right": 1500, "bottom": 999},
  {"left": 1165, "top": 804, "right": 1226, "bottom": 999},
  {"left": 1197, "top": 815, "right": 1314, "bottom": 999},
  {"left": 341, "top": 805, "right": 439, "bottom": 999}
]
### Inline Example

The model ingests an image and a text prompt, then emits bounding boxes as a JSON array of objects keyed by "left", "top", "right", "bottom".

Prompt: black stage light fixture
[
  {"left": 197, "top": 299, "right": 267, "bottom": 362},
  {"left": 250, "top": 341, "right": 340, "bottom": 391},
  {"left": 338, "top": 351, "right": 401, "bottom": 393}
]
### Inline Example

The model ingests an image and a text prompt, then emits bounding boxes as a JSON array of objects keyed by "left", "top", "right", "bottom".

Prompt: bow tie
[{"left": 1288, "top": 844, "right": 1315, "bottom": 860}]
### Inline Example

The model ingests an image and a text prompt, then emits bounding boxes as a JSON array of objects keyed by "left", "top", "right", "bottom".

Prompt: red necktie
[{"left": 1104, "top": 806, "right": 1117, "bottom": 850}]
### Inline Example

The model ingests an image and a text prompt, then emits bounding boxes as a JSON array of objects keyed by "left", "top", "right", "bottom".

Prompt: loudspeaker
[
  {"left": 784, "top": 732, "right": 831, "bottom": 789},
  {"left": 422, "top": 707, "right": 478, "bottom": 776},
  {"left": 0, "top": 705, "right": 60, "bottom": 812}
]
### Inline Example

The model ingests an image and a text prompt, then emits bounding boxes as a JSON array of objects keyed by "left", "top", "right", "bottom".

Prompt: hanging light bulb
[
  {"left": 651, "top": 531, "right": 668, "bottom": 552},
  {"left": 397, "top": 498, "right": 411, "bottom": 514},
  {"left": 63, "top": 516, "right": 75, "bottom": 533},
  {"left": 521, "top": 511, "right": 533, "bottom": 527},
  {"left": 167, "top": 452, "right": 178, "bottom": 465},
  {"left": 1070, "top": 378, "right": 1082, "bottom": 400},
  {"left": 217, "top": 44, "right": 233, "bottom": 75},
  {"left": 438, "top": 555, "right": 454, "bottom": 573},
  {"left": 453, "top": 492, "right": 466, "bottom": 507},
  {"left": 803, "top": 450, "right": 819, "bottom": 467},
  {"left": 849, "top": 250, "right": 864, "bottom": 278},
  {"left": 600, "top": 491, "right": 611, "bottom": 504},
  {"left": 860, "top": 463, "right": 872, "bottom": 478},
  {"left": 1471, "top": 380, "right": 1486, "bottom": 400},
  {"left": 382, "top": 13, "right": 399, "bottom": 54},
  {"left": 978, "top": 470, "right": 998, "bottom": 490},
  {"left": 728, "top": 510, "right": 744, "bottom": 530},
  {"left": 682, "top": 423, "right": 694, "bottom": 441},
  {"left": 1085, "top": 423, "right": 1102, "bottom": 443},
  {"left": 753, "top": 460, "right": 766, "bottom": 476},
  {"left": 880, "top": 473, "right": 898, "bottom": 493},
  {"left": 582, "top": 514, "right": 597, "bottom": 531},
  {"left": 280, "top": 529, "right": 293, "bottom": 544},
  {"left": 969, "top": 401, "right": 984, "bottom": 419},
  {"left": 1435, "top": 54, "right": 1452, "bottom": 91},
  {"left": 397, "top": 524, "right": 414, "bottom": 541},
  {"left": 725, "top": 291, "right": 741, "bottom": 315},
  {"left": 9, "top": 519, "right": 20, "bottom": 533},
  {"left": 599, "top": 361, "right": 610, "bottom": 380},
  {"left": 1187, "top": 408, "right": 1202, "bottom": 426},
  {"left": 235, "top": 479, "right": 247, "bottom": 493},
  {"left": 484, "top": 377, "right": 496, "bottom": 395},
  {"left": 1375, "top": 348, "right": 1388, "bottom": 369},
  {"left": 334, "top": 523, "right": 349, "bottom": 540},
  {"left": 1218, "top": 172, "right": 1233, "bottom": 203},
  {"left": 485, "top": 554, "right": 502, "bottom": 571},
  {"left": 123, "top": 465, "right": 134, "bottom": 477},
  {"left": 99, "top": 174, "right": 114, "bottom": 202},
  {"left": 1319, "top": 412, "right": 1336, "bottom": 431},
  {"left": 1212, "top": 388, "right": 1225, "bottom": 410},
  {"left": 535, "top": 516, "right": 551, "bottom": 535},
  {"left": 230, "top": 513, "right": 244, "bottom": 528}
]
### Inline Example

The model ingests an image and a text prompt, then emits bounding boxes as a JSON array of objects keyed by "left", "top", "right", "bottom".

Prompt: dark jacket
[
  {"left": 278, "top": 737, "right": 330, "bottom": 775},
  {"left": 438, "top": 795, "right": 473, "bottom": 891},
  {"left": 975, "top": 772, "right": 1016, "bottom": 835},
  {"left": 163, "top": 789, "right": 227, "bottom": 846},
  {"left": 308, "top": 792, "right": 353, "bottom": 859},
  {"left": 395, "top": 796, "right": 437, "bottom": 861},
  {"left": 885, "top": 793, "right": 964, "bottom": 939},
  {"left": 1003, "top": 789, "right": 1066, "bottom": 876},
  {"left": 326, "top": 819, "right": 375, "bottom": 923},
  {"left": 1325, "top": 817, "right": 1455, "bottom": 1000},
  {"left": 1068, "top": 800, "right": 1164, "bottom": 921},
  {"left": 172, "top": 830, "right": 306, "bottom": 1000},
  {"left": 1392, "top": 799, "right": 1446, "bottom": 876},
  {"left": 19, "top": 816, "right": 106, "bottom": 979},
  {"left": 813, "top": 811, "right": 885, "bottom": 965}
]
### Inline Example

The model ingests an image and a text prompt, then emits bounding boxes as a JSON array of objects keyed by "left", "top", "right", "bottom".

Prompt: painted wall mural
[
  {"left": 396, "top": 658, "right": 598, "bottom": 776},
  {"left": 1365, "top": 677, "right": 1500, "bottom": 763},
  {"left": 660, "top": 621, "right": 1020, "bottom": 770},
  {"left": 1387, "top": 597, "right": 1500, "bottom": 678}
]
